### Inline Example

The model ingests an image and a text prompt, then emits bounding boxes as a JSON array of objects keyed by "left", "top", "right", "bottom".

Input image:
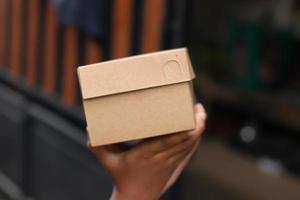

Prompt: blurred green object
[
  {"left": 227, "top": 18, "right": 293, "bottom": 91},
  {"left": 228, "top": 20, "right": 262, "bottom": 90}
]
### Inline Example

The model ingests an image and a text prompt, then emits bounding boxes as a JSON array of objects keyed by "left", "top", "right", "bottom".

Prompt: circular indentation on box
[{"left": 163, "top": 60, "right": 182, "bottom": 79}]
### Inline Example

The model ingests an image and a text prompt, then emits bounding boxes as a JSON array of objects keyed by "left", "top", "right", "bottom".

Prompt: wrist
[
  {"left": 110, "top": 187, "right": 135, "bottom": 200},
  {"left": 110, "top": 186, "right": 158, "bottom": 200},
  {"left": 110, "top": 187, "right": 122, "bottom": 200},
  {"left": 110, "top": 187, "right": 136, "bottom": 200}
]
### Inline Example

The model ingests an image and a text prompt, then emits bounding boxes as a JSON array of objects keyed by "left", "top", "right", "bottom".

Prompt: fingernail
[
  {"left": 199, "top": 112, "right": 207, "bottom": 120},
  {"left": 195, "top": 103, "right": 203, "bottom": 111}
]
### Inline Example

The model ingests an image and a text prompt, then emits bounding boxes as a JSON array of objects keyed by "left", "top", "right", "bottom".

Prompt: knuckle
[
  {"left": 180, "top": 132, "right": 190, "bottom": 141},
  {"left": 172, "top": 133, "right": 188, "bottom": 144},
  {"left": 178, "top": 140, "right": 194, "bottom": 152},
  {"left": 166, "top": 155, "right": 178, "bottom": 166},
  {"left": 153, "top": 153, "right": 168, "bottom": 164},
  {"left": 180, "top": 145, "right": 192, "bottom": 155},
  {"left": 186, "top": 139, "right": 196, "bottom": 149},
  {"left": 189, "top": 136, "right": 200, "bottom": 147}
]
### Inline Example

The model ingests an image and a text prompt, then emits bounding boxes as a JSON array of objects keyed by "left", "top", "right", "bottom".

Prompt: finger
[
  {"left": 161, "top": 139, "right": 200, "bottom": 195},
  {"left": 86, "top": 129, "right": 129, "bottom": 154},
  {"left": 195, "top": 104, "right": 207, "bottom": 122},
  {"left": 134, "top": 104, "right": 206, "bottom": 158},
  {"left": 91, "top": 143, "right": 128, "bottom": 155},
  {"left": 188, "top": 106, "right": 206, "bottom": 137},
  {"left": 145, "top": 102, "right": 207, "bottom": 154},
  {"left": 90, "top": 143, "right": 127, "bottom": 168},
  {"left": 167, "top": 138, "right": 199, "bottom": 166},
  {"left": 170, "top": 138, "right": 199, "bottom": 169},
  {"left": 160, "top": 111, "right": 205, "bottom": 158},
  {"left": 168, "top": 138, "right": 199, "bottom": 166},
  {"left": 133, "top": 131, "right": 190, "bottom": 157},
  {"left": 195, "top": 103, "right": 207, "bottom": 120},
  {"left": 89, "top": 144, "right": 110, "bottom": 159},
  {"left": 181, "top": 137, "right": 199, "bottom": 164},
  {"left": 161, "top": 132, "right": 200, "bottom": 159}
]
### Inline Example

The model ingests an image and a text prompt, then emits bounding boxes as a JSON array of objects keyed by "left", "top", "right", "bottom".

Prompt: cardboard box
[{"left": 77, "top": 48, "right": 196, "bottom": 146}]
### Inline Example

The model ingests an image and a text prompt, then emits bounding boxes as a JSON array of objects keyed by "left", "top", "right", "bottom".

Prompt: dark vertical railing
[
  {"left": 111, "top": 0, "right": 133, "bottom": 58},
  {"left": 0, "top": 0, "right": 8, "bottom": 68},
  {"left": 84, "top": 38, "right": 102, "bottom": 65},
  {"left": 0, "top": 0, "right": 169, "bottom": 108},
  {"left": 61, "top": 26, "right": 79, "bottom": 106},
  {"left": 130, "top": 0, "right": 144, "bottom": 55},
  {"left": 42, "top": 1, "right": 58, "bottom": 95},
  {"left": 26, "top": 0, "right": 40, "bottom": 85},
  {"left": 141, "top": 0, "right": 166, "bottom": 53},
  {"left": 10, "top": 0, "right": 22, "bottom": 76}
]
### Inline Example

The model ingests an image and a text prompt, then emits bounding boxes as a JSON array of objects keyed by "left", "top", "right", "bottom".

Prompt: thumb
[
  {"left": 88, "top": 141, "right": 130, "bottom": 169},
  {"left": 89, "top": 143, "right": 120, "bottom": 168},
  {"left": 86, "top": 128, "right": 124, "bottom": 161}
]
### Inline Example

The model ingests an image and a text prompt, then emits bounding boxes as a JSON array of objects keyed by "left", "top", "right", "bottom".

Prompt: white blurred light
[
  {"left": 257, "top": 156, "right": 284, "bottom": 176},
  {"left": 240, "top": 126, "right": 256, "bottom": 143}
]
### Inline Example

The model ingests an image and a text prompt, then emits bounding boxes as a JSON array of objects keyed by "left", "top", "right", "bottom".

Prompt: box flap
[{"left": 77, "top": 48, "right": 196, "bottom": 99}]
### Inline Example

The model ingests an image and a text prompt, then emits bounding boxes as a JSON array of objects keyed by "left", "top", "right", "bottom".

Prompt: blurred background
[{"left": 1, "top": 0, "right": 300, "bottom": 199}]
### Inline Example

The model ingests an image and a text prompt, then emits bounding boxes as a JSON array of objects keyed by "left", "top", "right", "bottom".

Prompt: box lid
[{"left": 77, "top": 48, "right": 195, "bottom": 100}]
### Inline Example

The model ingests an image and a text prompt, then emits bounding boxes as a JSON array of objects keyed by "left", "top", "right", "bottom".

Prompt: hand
[{"left": 89, "top": 103, "right": 206, "bottom": 200}]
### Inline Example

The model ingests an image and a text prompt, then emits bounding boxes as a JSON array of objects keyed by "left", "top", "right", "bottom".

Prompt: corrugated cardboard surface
[
  {"left": 85, "top": 82, "right": 195, "bottom": 146},
  {"left": 78, "top": 48, "right": 195, "bottom": 99}
]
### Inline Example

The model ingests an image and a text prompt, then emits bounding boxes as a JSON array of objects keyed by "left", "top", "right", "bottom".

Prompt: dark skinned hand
[{"left": 89, "top": 103, "right": 206, "bottom": 200}]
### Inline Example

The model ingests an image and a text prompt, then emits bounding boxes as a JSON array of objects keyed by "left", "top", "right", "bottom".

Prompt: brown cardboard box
[{"left": 77, "top": 48, "right": 196, "bottom": 146}]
